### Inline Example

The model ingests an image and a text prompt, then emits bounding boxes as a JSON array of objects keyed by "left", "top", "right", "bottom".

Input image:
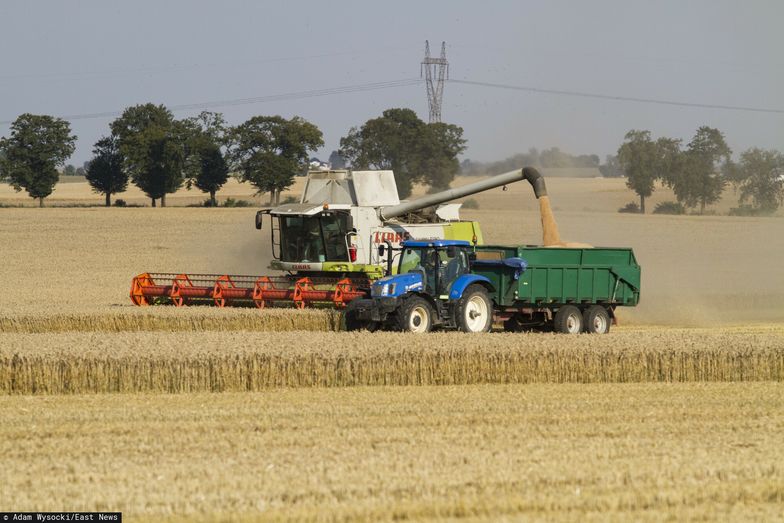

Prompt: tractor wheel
[
  {"left": 583, "top": 305, "right": 611, "bottom": 334},
  {"left": 553, "top": 305, "right": 583, "bottom": 334},
  {"left": 395, "top": 296, "right": 433, "bottom": 333},
  {"left": 456, "top": 284, "right": 493, "bottom": 333}
]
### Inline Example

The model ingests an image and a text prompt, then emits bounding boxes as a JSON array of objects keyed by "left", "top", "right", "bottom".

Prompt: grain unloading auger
[{"left": 130, "top": 167, "right": 548, "bottom": 308}]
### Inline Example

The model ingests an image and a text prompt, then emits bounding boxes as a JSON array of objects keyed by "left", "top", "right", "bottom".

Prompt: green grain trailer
[{"left": 472, "top": 245, "right": 640, "bottom": 333}]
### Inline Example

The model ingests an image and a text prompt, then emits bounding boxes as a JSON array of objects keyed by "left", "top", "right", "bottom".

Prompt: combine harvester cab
[{"left": 130, "top": 168, "right": 540, "bottom": 309}]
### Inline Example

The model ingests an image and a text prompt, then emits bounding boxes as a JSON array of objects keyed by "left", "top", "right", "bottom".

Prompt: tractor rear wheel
[
  {"left": 456, "top": 285, "right": 493, "bottom": 333},
  {"left": 553, "top": 305, "right": 583, "bottom": 334},
  {"left": 395, "top": 296, "right": 433, "bottom": 333},
  {"left": 583, "top": 305, "right": 611, "bottom": 334}
]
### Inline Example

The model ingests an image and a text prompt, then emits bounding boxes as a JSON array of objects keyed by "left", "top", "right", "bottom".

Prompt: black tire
[
  {"left": 503, "top": 314, "right": 546, "bottom": 333},
  {"left": 394, "top": 295, "right": 433, "bottom": 333},
  {"left": 456, "top": 284, "right": 493, "bottom": 333},
  {"left": 583, "top": 305, "right": 611, "bottom": 334},
  {"left": 344, "top": 304, "right": 379, "bottom": 332},
  {"left": 553, "top": 305, "right": 583, "bottom": 334}
]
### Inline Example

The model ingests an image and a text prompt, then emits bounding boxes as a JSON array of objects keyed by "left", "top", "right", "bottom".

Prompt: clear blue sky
[{"left": 1, "top": 0, "right": 782, "bottom": 165}]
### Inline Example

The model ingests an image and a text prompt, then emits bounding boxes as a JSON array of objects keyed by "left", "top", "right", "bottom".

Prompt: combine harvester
[{"left": 130, "top": 167, "right": 545, "bottom": 309}]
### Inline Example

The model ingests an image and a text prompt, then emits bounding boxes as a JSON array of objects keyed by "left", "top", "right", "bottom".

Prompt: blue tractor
[{"left": 345, "top": 240, "right": 512, "bottom": 333}]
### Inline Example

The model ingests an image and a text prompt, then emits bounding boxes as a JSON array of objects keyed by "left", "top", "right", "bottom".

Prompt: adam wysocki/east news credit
[{"left": 0, "top": 513, "right": 121, "bottom": 522}]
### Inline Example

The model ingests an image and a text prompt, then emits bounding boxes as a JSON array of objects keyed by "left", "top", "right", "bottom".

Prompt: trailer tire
[
  {"left": 583, "top": 305, "right": 611, "bottom": 334},
  {"left": 456, "top": 284, "right": 493, "bottom": 333},
  {"left": 553, "top": 305, "right": 583, "bottom": 334},
  {"left": 395, "top": 296, "right": 433, "bottom": 333}
]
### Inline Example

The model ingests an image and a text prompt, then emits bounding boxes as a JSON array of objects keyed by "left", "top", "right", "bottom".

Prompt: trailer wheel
[
  {"left": 553, "top": 305, "right": 583, "bottom": 334},
  {"left": 456, "top": 285, "right": 493, "bottom": 333},
  {"left": 583, "top": 305, "right": 611, "bottom": 334},
  {"left": 395, "top": 296, "right": 433, "bottom": 333}
]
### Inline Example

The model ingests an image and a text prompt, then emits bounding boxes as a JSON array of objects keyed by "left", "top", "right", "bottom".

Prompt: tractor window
[
  {"left": 399, "top": 248, "right": 424, "bottom": 275},
  {"left": 399, "top": 246, "right": 469, "bottom": 294},
  {"left": 279, "top": 213, "right": 349, "bottom": 263}
]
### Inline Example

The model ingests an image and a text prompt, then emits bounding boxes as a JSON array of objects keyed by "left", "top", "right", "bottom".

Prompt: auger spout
[{"left": 379, "top": 167, "right": 548, "bottom": 220}]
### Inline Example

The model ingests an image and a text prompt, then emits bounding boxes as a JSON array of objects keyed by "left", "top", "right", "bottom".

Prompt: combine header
[
  {"left": 130, "top": 273, "right": 368, "bottom": 308},
  {"left": 130, "top": 167, "right": 547, "bottom": 309}
]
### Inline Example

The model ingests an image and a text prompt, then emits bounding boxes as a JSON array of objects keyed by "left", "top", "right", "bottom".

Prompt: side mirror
[
  {"left": 378, "top": 244, "right": 386, "bottom": 257},
  {"left": 255, "top": 211, "right": 263, "bottom": 230}
]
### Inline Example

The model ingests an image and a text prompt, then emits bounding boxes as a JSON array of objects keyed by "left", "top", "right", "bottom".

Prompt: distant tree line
[
  {"left": 460, "top": 147, "right": 603, "bottom": 177},
  {"left": 618, "top": 126, "right": 783, "bottom": 215},
  {"left": 0, "top": 106, "right": 465, "bottom": 206}
]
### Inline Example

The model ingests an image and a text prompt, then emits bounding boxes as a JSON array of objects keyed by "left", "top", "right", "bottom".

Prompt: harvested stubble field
[
  {"left": 2, "top": 328, "right": 784, "bottom": 394},
  {"left": 1, "top": 384, "right": 782, "bottom": 521}
]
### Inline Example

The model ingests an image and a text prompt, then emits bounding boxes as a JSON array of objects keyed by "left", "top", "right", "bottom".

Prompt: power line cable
[
  {"left": 449, "top": 78, "right": 784, "bottom": 115},
  {"left": 0, "top": 78, "right": 423, "bottom": 125}
]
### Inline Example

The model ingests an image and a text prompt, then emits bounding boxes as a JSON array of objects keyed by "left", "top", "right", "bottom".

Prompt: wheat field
[
  {"left": 1, "top": 328, "right": 783, "bottom": 394},
  {"left": 2, "top": 383, "right": 782, "bottom": 521},
  {"left": 1, "top": 176, "right": 783, "bottom": 520}
]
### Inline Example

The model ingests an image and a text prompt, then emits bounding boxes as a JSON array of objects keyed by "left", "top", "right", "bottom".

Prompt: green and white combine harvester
[{"left": 130, "top": 167, "right": 640, "bottom": 333}]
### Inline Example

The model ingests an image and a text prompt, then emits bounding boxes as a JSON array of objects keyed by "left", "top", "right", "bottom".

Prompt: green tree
[
  {"left": 420, "top": 121, "right": 467, "bottom": 192},
  {"left": 110, "top": 104, "right": 185, "bottom": 207},
  {"left": 0, "top": 113, "right": 76, "bottom": 207},
  {"left": 728, "top": 148, "right": 784, "bottom": 213},
  {"left": 228, "top": 115, "right": 323, "bottom": 205},
  {"left": 655, "top": 137, "right": 684, "bottom": 186},
  {"left": 672, "top": 127, "right": 731, "bottom": 214},
  {"left": 182, "top": 112, "right": 230, "bottom": 206},
  {"left": 617, "top": 130, "right": 659, "bottom": 213},
  {"left": 85, "top": 135, "right": 128, "bottom": 206},
  {"left": 63, "top": 164, "right": 77, "bottom": 176},
  {"left": 193, "top": 143, "right": 229, "bottom": 206},
  {"left": 339, "top": 108, "right": 465, "bottom": 198}
]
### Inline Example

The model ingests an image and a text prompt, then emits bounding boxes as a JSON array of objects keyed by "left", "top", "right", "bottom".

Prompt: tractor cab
[
  {"left": 395, "top": 240, "right": 472, "bottom": 297},
  {"left": 371, "top": 240, "right": 477, "bottom": 300},
  {"left": 351, "top": 239, "right": 496, "bottom": 332}
]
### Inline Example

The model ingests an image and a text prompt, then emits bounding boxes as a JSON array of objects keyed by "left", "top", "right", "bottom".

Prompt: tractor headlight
[{"left": 372, "top": 283, "right": 396, "bottom": 297}]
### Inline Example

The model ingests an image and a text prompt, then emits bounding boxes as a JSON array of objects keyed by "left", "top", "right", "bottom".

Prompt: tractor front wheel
[{"left": 395, "top": 296, "right": 433, "bottom": 333}]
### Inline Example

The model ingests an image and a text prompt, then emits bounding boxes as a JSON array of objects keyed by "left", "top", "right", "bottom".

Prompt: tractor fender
[{"left": 448, "top": 275, "right": 494, "bottom": 301}]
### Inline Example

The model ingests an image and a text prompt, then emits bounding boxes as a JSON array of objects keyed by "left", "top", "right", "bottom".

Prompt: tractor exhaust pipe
[{"left": 523, "top": 166, "right": 547, "bottom": 199}]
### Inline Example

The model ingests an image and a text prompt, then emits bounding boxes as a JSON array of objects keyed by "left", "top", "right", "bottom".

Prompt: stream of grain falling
[
  {"left": 539, "top": 196, "right": 562, "bottom": 246},
  {"left": 539, "top": 195, "right": 593, "bottom": 248}
]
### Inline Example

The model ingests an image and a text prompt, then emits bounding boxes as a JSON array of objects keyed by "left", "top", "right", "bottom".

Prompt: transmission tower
[{"left": 421, "top": 40, "right": 449, "bottom": 123}]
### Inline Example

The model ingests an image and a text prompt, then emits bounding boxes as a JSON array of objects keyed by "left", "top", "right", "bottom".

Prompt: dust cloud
[{"left": 181, "top": 211, "right": 275, "bottom": 276}]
